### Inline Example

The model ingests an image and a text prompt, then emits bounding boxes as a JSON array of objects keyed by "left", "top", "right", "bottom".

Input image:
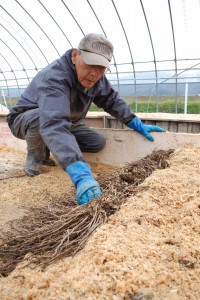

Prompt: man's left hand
[{"left": 127, "top": 116, "right": 166, "bottom": 141}]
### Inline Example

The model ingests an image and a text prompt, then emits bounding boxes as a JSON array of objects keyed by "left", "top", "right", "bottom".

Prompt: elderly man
[{"left": 7, "top": 33, "right": 165, "bottom": 205}]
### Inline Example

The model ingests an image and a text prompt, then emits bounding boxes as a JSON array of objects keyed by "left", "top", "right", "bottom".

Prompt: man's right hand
[{"left": 66, "top": 161, "right": 102, "bottom": 205}]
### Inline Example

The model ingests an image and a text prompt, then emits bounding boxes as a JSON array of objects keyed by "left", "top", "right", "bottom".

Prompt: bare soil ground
[{"left": 0, "top": 145, "right": 200, "bottom": 300}]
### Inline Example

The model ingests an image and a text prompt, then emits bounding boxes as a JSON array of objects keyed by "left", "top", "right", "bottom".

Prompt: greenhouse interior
[{"left": 0, "top": 1, "right": 200, "bottom": 299}]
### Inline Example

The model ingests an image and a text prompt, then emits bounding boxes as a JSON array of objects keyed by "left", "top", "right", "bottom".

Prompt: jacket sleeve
[
  {"left": 93, "top": 76, "right": 136, "bottom": 124},
  {"left": 37, "top": 76, "right": 84, "bottom": 169}
]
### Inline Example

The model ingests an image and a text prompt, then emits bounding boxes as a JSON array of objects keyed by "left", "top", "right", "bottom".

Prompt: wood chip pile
[{"left": 0, "top": 150, "right": 173, "bottom": 276}]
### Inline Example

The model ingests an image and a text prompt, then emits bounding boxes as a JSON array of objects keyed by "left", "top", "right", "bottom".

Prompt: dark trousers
[{"left": 9, "top": 108, "right": 106, "bottom": 156}]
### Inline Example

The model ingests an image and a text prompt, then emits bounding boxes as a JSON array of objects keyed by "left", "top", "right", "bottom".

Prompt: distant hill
[
  {"left": 109, "top": 70, "right": 200, "bottom": 96},
  {"left": 113, "top": 82, "right": 200, "bottom": 96},
  {"left": 2, "top": 70, "right": 200, "bottom": 97}
]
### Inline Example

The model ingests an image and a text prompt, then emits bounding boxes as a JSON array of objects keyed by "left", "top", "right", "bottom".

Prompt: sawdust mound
[
  {"left": 0, "top": 145, "right": 199, "bottom": 300},
  {"left": 0, "top": 150, "right": 173, "bottom": 276}
]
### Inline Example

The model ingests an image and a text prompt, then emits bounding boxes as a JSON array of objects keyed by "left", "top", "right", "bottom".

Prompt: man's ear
[{"left": 71, "top": 48, "right": 78, "bottom": 64}]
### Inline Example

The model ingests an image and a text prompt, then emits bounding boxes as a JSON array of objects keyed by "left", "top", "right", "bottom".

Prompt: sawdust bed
[{"left": 0, "top": 145, "right": 200, "bottom": 300}]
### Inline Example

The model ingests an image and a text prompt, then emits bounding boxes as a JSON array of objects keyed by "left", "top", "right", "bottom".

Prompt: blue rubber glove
[
  {"left": 66, "top": 161, "right": 102, "bottom": 205},
  {"left": 127, "top": 116, "right": 166, "bottom": 141}
]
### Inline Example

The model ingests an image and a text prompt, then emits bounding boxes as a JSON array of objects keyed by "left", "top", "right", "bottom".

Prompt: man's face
[{"left": 72, "top": 49, "right": 106, "bottom": 88}]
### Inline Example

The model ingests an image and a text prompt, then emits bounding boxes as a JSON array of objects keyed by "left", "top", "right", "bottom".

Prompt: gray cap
[{"left": 78, "top": 33, "right": 113, "bottom": 71}]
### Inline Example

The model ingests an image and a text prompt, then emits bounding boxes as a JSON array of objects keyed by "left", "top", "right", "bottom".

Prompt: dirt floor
[{"left": 0, "top": 145, "right": 200, "bottom": 300}]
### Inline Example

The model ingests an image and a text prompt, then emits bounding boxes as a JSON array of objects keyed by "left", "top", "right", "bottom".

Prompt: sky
[{"left": 1, "top": 0, "right": 200, "bottom": 89}]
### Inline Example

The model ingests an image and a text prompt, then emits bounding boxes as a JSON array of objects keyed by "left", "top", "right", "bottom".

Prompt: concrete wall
[
  {"left": 83, "top": 129, "right": 200, "bottom": 166},
  {"left": 0, "top": 116, "right": 26, "bottom": 152},
  {"left": 1, "top": 114, "right": 200, "bottom": 166}
]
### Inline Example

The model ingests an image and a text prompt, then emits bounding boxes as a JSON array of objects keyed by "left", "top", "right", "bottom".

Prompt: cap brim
[{"left": 80, "top": 50, "right": 111, "bottom": 71}]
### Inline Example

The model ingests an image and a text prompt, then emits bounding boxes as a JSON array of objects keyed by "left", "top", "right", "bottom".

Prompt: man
[{"left": 7, "top": 33, "right": 165, "bottom": 205}]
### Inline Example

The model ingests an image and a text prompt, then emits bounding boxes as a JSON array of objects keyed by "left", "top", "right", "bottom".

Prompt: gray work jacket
[{"left": 7, "top": 50, "right": 135, "bottom": 168}]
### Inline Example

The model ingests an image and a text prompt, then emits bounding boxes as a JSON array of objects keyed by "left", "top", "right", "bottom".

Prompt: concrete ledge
[{"left": 1, "top": 111, "right": 199, "bottom": 122}]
